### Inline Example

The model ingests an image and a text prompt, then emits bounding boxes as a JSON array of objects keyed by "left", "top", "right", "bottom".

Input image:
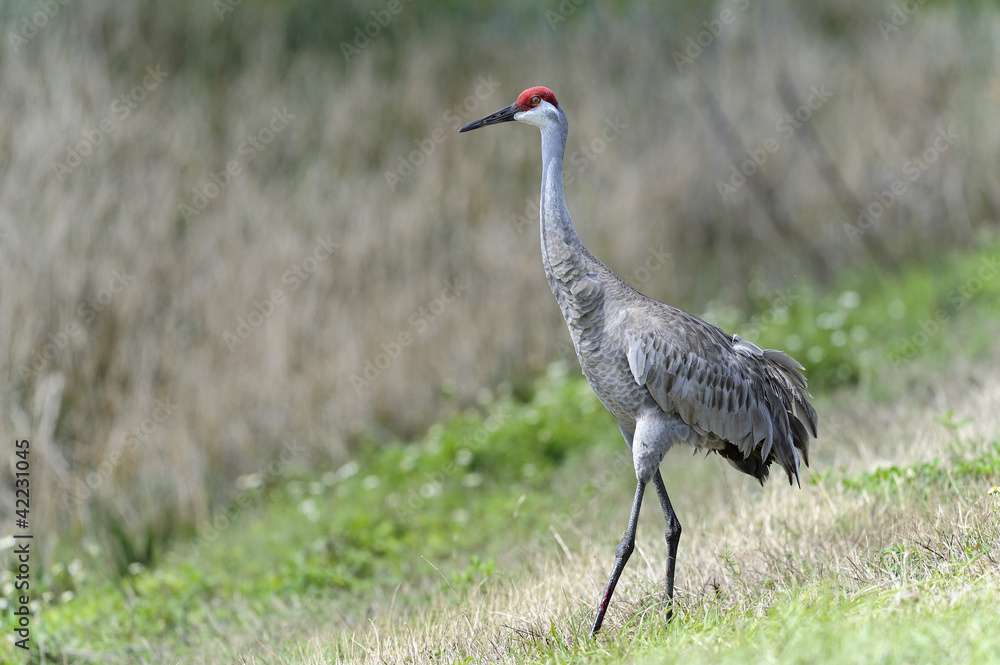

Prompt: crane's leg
[
  {"left": 590, "top": 480, "right": 645, "bottom": 636},
  {"left": 653, "top": 470, "right": 682, "bottom": 613}
]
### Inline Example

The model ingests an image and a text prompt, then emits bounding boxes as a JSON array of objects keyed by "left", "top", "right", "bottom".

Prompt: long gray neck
[
  {"left": 537, "top": 116, "right": 606, "bottom": 354},
  {"left": 539, "top": 119, "right": 586, "bottom": 287}
]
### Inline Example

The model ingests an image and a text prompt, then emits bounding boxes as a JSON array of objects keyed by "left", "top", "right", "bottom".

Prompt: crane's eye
[{"left": 531, "top": 95, "right": 541, "bottom": 106}]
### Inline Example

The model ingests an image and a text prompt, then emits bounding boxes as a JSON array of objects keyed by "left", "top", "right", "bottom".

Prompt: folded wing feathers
[{"left": 629, "top": 331, "right": 817, "bottom": 486}]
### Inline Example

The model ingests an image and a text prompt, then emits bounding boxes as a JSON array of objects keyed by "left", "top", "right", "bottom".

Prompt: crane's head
[{"left": 458, "top": 85, "right": 561, "bottom": 133}]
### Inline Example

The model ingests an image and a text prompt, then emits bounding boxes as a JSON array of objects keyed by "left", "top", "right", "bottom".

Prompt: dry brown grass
[
  {"left": 99, "top": 347, "right": 1000, "bottom": 665},
  {"left": 316, "top": 353, "right": 1000, "bottom": 665},
  {"left": 2, "top": 1, "right": 999, "bottom": 551}
]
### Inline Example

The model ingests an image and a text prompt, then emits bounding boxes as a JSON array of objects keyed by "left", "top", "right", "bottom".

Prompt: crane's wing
[{"left": 624, "top": 308, "right": 817, "bottom": 485}]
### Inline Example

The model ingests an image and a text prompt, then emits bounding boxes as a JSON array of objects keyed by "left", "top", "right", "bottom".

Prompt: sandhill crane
[{"left": 459, "top": 86, "right": 818, "bottom": 636}]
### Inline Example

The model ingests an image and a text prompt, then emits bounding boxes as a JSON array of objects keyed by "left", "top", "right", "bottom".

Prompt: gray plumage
[
  {"left": 533, "top": 113, "right": 817, "bottom": 490},
  {"left": 459, "top": 87, "right": 818, "bottom": 636}
]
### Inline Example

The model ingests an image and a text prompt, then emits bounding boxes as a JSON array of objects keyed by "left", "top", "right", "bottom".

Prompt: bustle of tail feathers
[{"left": 727, "top": 340, "right": 818, "bottom": 486}]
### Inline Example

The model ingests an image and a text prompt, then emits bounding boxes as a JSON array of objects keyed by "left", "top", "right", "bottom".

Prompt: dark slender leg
[
  {"left": 653, "top": 470, "right": 682, "bottom": 609},
  {"left": 590, "top": 480, "right": 645, "bottom": 636}
]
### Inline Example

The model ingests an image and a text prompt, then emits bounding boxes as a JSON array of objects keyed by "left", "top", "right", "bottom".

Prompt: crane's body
[{"left": 460, "top": 85, "right": 817, "bottom": 636}]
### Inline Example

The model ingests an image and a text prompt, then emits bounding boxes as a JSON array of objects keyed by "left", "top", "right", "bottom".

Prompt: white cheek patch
[{"left": 516, "top": 105, "right": 551, "bottom": 127}]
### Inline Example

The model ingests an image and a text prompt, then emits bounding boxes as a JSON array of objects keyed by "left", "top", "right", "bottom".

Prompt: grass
[
  {"left": 321, "top": 418, "right": 1000, "bottom": 665},
  {"left": 19, "top": 368, "right": 621, "bottom": 659},
  {"left": 7, "top": 0, "right": 1000, "bottom": 558},
  {"left": 322, "top": 413, "right": 1000, "bottom": 665},
  {"left": 703, "top": 235, "right": 1000, "bottom": 392},
  {"left": 511, "top": 576, "right": 1000, "bottom": 665},
  {"left": 831, "top": 440, "right": 1000, "bottom": 494},
  {"left": 6, "top": 239, "right": 1000, "bottom": 663}
]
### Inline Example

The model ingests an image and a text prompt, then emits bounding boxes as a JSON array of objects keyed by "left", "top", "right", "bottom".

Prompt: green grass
[
  {"left": 832, "top": 440, "right": 1000, "bottom": 494},
  {"left": 805, "top": 423, "right": 1000, "bottom": 496},
  {"left": 7, "top": 238, "right": 1000, "bottom": 663},
  {"left": 500, "top": 445, "right": 1000, "bottom": 665},
  {"left": 704, "top": 236, "right": 1000, "bottom": 392},
  {"left": 512, "top": 576, "right": 1000, "bottom": 665},
  {"left": 15, "top": 366, "right": 628, "bottom": 662}
]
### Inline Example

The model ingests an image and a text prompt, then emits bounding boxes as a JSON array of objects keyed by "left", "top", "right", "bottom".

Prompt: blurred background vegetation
[{"left": 0, "top": 0, "right": 998, "bottom": 599}]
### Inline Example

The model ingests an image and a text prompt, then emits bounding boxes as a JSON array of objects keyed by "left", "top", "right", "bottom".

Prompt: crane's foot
[
  {"left": 662, "top": 586, "right": 676, "bottom": 623},
  {"left": 589, "top": 571, "right": 618, "bottom": 637},
  {"left": 589, "top": 611, "right": 601, "bottom": 637}
]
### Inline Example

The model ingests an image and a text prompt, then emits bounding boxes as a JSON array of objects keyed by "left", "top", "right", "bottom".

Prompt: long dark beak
[{"left": 458, "top": 104, "right": 519, "bottom": 133}]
